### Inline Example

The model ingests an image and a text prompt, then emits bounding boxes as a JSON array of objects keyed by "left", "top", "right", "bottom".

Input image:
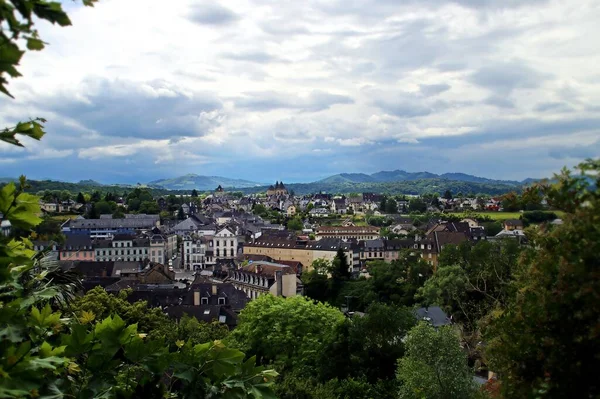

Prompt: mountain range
[
  {"left": 317, "top": 170, "right": 526, "bottom": 186},
  {"left": 148, "top": 174, "right": 264, "bottom": 191}
]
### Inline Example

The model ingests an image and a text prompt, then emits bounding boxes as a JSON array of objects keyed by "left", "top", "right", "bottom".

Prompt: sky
[{"left": 1, "top": 0, "right": 599, "bottom": 184}]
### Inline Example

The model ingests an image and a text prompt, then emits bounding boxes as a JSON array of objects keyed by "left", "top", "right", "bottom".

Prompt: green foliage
[
  {"left": 408, "top": 198, "right": 427, "bottom": 213},
  {"left": 0, "top": 180, "right": 277, "bottom": 398},
  {"left": 368, "top": 253, "right": 432, "bottom": 307},
  {"left": 286, "top": 216, "right": 303, "bottom": 231},
  {"left": 485, "top": 159, "right": 600, "bottom": 398},
  {"left": 397, "top": 323, "right": 479, "bottom": 399},
  {"left": 521, "top": 210, "right": 557, "bottom": 226},
  {"left": 229, "top": 295, "right": 345, "bottom": 373},
  {"left": 346, "top": 303, "right": 415, "bottom": 382},
  {"left": 418, "top": 240, "right": 523, "bottom": 330}
]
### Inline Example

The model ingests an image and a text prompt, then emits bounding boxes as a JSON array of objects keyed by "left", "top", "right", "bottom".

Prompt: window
[
  {"left": 230, "top": 249, "right": 234, "bottom": 257},
  {"left": 428, "top": 253, "right": 432, "bottom": 259},
  {"left": 201, "top": 298, "right": 208, "bottom": 305},
  {"left": 230, "top": 240, "right": 234, "bottom": 247},
  {"left": 218, "top": 297, "right": 226, "bottom": 305},
  {"left": 427, "top": 245, "right": 431, "bottom": 250},
  {"left": 216, "top": 249, "right": 220, "bottom": 257},
  {"left": 216, "top": 241, "right": 219, "bottom": 246},
  {"left": 151, "top": 250, "right": 156, "bottom": 257}
]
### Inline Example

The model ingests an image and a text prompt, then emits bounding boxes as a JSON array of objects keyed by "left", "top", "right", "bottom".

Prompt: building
[
  {"left": 63, "top": 215, "right": 160, "bottom": 238},
  {"left": 266, "top": 181, "right": 288, "bottom": 196},
  {"left": 243, "top": 236, "right": 356, "bottom": 273},
  {"left": 359, "top": 239, "right": 385, "bottom": 263},
  {"left": 59, "top": 235, "right": 95, "bottom": 261},
  {"left": 286, "top": 204, "right": 297, "bottom": 217},
  {"left": 213, "top": 227, "right": 239, "bottom": 260},
  {"left": 214, "top": 185, "right": 226, "bottom": 197},
  {"left": 503, "top": 219, "right": 523, "bottom": 231},
  {"left": 228, "top": 261, "right": 301, "bottom": 299},
  {"left": 331, "top": 198, "right": 347, "bottom": 214},
  {"left": 182, "top": 235, "right": 207, "bottom": 270},
  {"left": 94, "top": 235, "right": 150, "bottom": 262},
  {"left": 315, "top": 226, "right": 380, "bottom": 241}
]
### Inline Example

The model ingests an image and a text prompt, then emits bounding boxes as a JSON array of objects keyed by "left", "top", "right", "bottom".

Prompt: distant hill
[
  {"left": 319, "top": 169, "right": 529, "bottom": 186},
  {"left": 318, "top": 173, "right": 377, "bottom": 184},
  {"left": 238, "top": 178, "right": 521, "bottom": 196},
  {"left": 371, "top": 170, "right": 439, "bottom": 181},
  {"left": 148, "top": 174, "right": 263, "bottom": 191},
  {"left": 77, "top": 179, "right": 103, "bottom": 186}
]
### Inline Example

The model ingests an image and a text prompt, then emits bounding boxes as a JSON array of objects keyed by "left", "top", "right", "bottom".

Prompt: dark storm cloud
[
  {"left": 188, "top": 3, "right": 238, "bottom": 25},
  {"left": 40, "top": 78, "right": 223, "bottom": 140},
  {"left": 234, "top": 90, "right": 353, "bottom": 112}
]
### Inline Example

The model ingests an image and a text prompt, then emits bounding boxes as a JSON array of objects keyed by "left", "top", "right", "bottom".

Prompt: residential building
[
  {"left": 331, "top": 198, "right": 347, "bottom": 214},
  {"left": 182, "top": 235, "right": 207, "bottom": 270},
  {"left": 503, "top": 219, "right": 524, "bottom": 231},
  {"left": 359, "top": 239, "right": 385, "bottom": 262},
  {"left": 315, "top": 226, "right": 380, "bottom": 241},
  {"left": 213, "top": 227, "right": 239, "bottom": 260},
  {"left": 286, "top": 204, "right": 297, "bottom": 217},
  {"left": 59, "top": 235, "right": 95, "bottom": 261},
  {"left": 228, "top": 261, "right": 301, "bottom": 299},
  {"left": 94, "top": 236, "right": 149, "bottom": 262}
]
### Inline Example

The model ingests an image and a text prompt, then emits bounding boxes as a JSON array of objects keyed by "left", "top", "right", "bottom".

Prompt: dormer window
[
  {"left": 201, "top": 297, "right": 208, "bottom": 304},
  {"left": 218, "top": 297, "right": 226, "bottom": 305}
]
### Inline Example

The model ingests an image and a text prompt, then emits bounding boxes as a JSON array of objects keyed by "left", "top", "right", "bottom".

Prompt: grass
[
  {"left": 47, "top": 214, "right": 80, "bottom": 221},
  {"left": 446, "top": 210, "right": 565, "bottom": 221}
]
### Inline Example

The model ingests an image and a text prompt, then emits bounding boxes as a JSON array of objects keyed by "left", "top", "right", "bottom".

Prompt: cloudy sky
[{"left": 1, "top": 0, "right": 599, "bottom": 184}]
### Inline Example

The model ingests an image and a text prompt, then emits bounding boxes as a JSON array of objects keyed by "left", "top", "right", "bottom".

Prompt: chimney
[
  {"left": 275, "top": 270, "right": 283, "bottom": 296},
  {"left": 212, "top": 284, "right": 217, "bottom": 295}
]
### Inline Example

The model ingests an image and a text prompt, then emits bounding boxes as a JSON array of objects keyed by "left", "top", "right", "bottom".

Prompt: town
[
  {"left": 1, "top": 0, "right": 597, "bottom": 397},
  {"left": 0, "top": 181, "right": 550, "bottom": 320}
]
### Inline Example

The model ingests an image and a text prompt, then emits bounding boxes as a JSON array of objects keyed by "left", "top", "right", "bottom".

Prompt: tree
[
  {"left": 90, "top": 190, "right": 102, "bottom": 203},
  {"left": 385, "top": 198, "right": 398, "bottom": 214},
  {"left": 501, "top": 191, "right": 521, "bottom": 212},
  {"left": 139, "top": 200, "right": 159, "bottom": 214},
  {"left": 86, "top": 202, "right": 99, "bottom": 219},
  {"left": 228, "top": 295, "right": 345, "bottom": 373},
  {"left": 419, "top": 240, "right": 522, "bottom": 331},
  {"left": 0, "top": 182, "right": 278, "bottom": 398},
  {"left": 76, "top": 192, "right": 86, "bottom": 204},
  {"left": 191, "top": 189, "right": 198, "bottom": 197},
  {"left": 409, "top": 198, "right": 427, "bottom": 213},
  {"left": 331, "top": 248, "right": 351, "bottom": 281},
  {"left": 94, "top": 200, "right": 113, "bottom": 215},
  {"left": 485, "top": 159, "right": 600, "bottom": 398},
  {"left": 112, "top": 206, "right": 126, "bottom": 219},
  {"left": 346, "top": 303, "right": 415, "bottom": 382},
  {"left": 177, "top": 206, "right": 185, "bottom": 220},
  {"left": 287, "top": 216, "right": 303, "bottom": 231},
  {"left": 443, "top": 189, "right": 453, "bottom": 200},
  {"left": 380, "top": 196, "right": 388, "bottom": 211},
  {"left": 397, "top": 323, "right": 479, "bottom": 399}
]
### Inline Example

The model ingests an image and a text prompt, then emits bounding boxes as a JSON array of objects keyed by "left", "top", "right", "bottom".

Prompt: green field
[
  {"left": 446, "top": 211, "right": 564, "bottom": 221},
  {"left": 47, "top": 214, "right": 80, "bottom": 222}
]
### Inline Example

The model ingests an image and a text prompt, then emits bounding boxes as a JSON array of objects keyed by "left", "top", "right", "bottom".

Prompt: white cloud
[{"left": 0, "top": 0, "right": 599, "bottom": 181}]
